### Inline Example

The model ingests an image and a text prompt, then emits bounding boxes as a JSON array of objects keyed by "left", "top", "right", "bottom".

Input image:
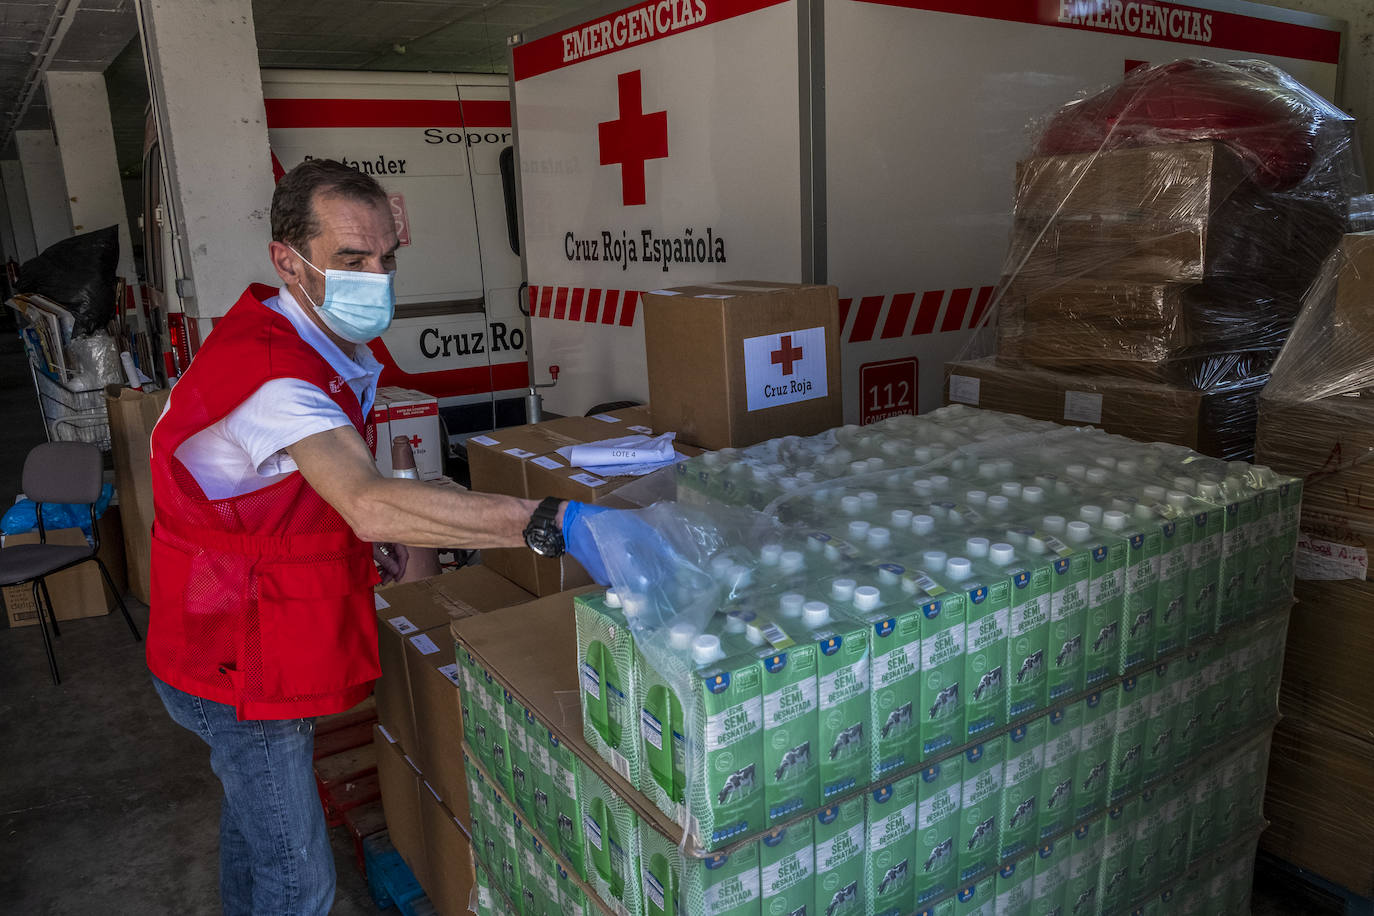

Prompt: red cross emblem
[
  {"left": 408, "top": 433, "right": 422, "bottom": 449},
  {"left": 598, "top": 70, "right": 668, "bottom": 207},
  {"left": 770, "top": 335, "right": 804, "bottom": 375}
]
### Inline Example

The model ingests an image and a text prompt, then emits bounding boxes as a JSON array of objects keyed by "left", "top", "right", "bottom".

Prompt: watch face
[{"left": 526, "top": 525, "right": 564, "bottom": 558}]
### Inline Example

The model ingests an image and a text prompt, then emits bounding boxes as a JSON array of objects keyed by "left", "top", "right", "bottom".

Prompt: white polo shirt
[{"left": 172, "top": 287, "right": 384, "bottom": 500}]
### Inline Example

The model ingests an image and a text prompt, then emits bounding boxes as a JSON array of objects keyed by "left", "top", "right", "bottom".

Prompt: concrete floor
[{"left": 0, "top": 316, "right": 1346, "bottom": 915}]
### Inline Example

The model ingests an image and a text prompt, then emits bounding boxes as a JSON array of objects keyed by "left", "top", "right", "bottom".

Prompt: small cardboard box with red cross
[
  {"left": 371, "top": 386, "right": 443, "bottom": 480},
  {"left": 641, "top": 282, "right": 842, "bottom": 449}
]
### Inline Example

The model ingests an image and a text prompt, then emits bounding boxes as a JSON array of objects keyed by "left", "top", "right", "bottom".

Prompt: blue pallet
[
  {"left": 1257, "top": 852, "right": 1374, "bottom": 916},
  {"left": 362, "top": 831, "right": 432, "bottom": 914}
]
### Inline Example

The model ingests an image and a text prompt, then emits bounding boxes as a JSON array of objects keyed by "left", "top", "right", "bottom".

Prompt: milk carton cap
[
  {"left": 621, "top": 592, "right": 648, "bottom": 618},
  {"left": 1023, "top": 486, "right": 1045, "bottom": 503},
  {"left": 1103, "top": 510, "right": 1127, "bottom": 531},
  {"left": 987, "top": 495, "right": 1010, "bottom": 514},
  {"left": 1134, "top": 504, "right": 1155, "bottom": 522},
  {"left": 1043, "top": 515, "right": 1066, "bottom": 534},
  {"left": 669, "top": 623, "right": 697, "bottom": 650},
  {"left": 841, "top": 495, "right": 862, "bottom": 515},
  {"left": 867, "top": 527, "right": 891, "bottom": 549},
  {"left": 1095, "top": 456, "right": 1116, "bottom": 469},
  {"left": 795, "top": 471, "right": 816, "bottom": 484},
  {"left": 923, "top": 550, "right": 948, "bottom": 571},
  {"left": 803, "top": 601, "right": 832, "bottom": 628},
  {"left": 931, "top": 475, "right": 951, "bottom": 492},
  {"left": 914, "top": 447, "right": 933, "bottom": 464},
  {"left": 854, "top": 586, "right": 881, "bottom": 612},
  {"left": 1027, "top": 536, "right": 1048, "bottom": 555},
  {"left": 966, "top": 490, "right": 988, "bottom": 506},
  {"left": 1067, "top": 521, "right": 1091, "bottom": 542},
  {"left": 997, "top": 459, "right": 1014, "bottom": 476},
  {"left": 1143, "top": 485, "right": 1166, "bottom": 503},
  {"left": 1086, "top": 468, "right": 1109, "bottom": 485},
  {"left": 1166, "top": 491, "right": 1191, "bottom": 510},
  {"left": 1001, "top": 482, "right": 1022, "bottom": 498},
  {"left": 946, "top": 557, "right": 973, "bottom": 581},
  {"left": 990, "top": 543, "right": 1015, "bottom": 565},
  {"left": 779, "top": 551, "right": 805, "bottom": 574},
  {"left": 979, "top": 461, "right": 999, "bottom": 479},
  {"left": 848, "top": 520, "right": 871, "bottom": 541},
  {"left": 913, "top": 480, "right": 934, "bottom": 499},
  {"left": 866, "top": 458, "right": 885, "bottom": 473},
  {"left": 860, "top": 491, "right": 879, "bottom": 508},
  {"left": 1066, "top": 464, "right": 1087, "bottom": 480},
  {"left": 604, "top": 588, "right": 622, "bottom": 609},
  {"left": 966, "top": 537, "right": 990, "bottom": 558},
  {"left": 760, "top": 543, "right": 783, "bottom": 566},
  {"left": 746, "top": 623, "right": 766, "bottom": 646},
  {"left": 890, "top": 509, "right": 914, "bottom": 529},
  {"left": 913, "top": 514, "right": 936, "bottom": 535},
  {"left": 692, "top": 634, "right": 725, "bottom": 666},
  {"left": 1198, "top": 481, "right": 1222, "bottom": 500},
  {"left": 1117, "top": 460, "right": 1138, "bottom": 476},
  {"left": 710, "top": 555, "right": 734, "bottom": 576},
  {"left": 1173, "top": 476, "right": 1197, "bottom": 494},
  {"left": 702, "top": 451, "right": 722, "bottom": 469},
  {"left": 849, "top": 461, "right": 869, "bottom": 476},
  {"left": 780, "top": 593, "right": 805, "bottom": 618},
  {"left": 1080, "top": 505, "right": 1104, "bottom": 525},
  {"left": 725, "top": 610, "right": 748, "bottom": 633},
  {"left": 831, "top": 578, "right": 857, "bottom": 602}
]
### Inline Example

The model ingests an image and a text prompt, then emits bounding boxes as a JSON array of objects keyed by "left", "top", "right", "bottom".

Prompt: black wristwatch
[{"left": 523, "top": 497, "right": 566, "bottom": 558}]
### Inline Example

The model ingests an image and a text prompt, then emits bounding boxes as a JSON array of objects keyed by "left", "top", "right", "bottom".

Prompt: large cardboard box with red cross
[
  {"left": 371, "top": 386, "right": 443, "bottom": 479},
  {"left": 508, "top": 0, "right": 1343, "bottom": 424}
]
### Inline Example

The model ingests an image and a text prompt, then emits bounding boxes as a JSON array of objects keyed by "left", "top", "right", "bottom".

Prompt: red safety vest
[{"left": 146, "top": 284, "right": 381, "bottom": 719}]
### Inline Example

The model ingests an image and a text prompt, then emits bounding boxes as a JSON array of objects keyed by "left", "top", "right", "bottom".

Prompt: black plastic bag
[{"left": 17, "top": 225, "right": 119, "bottom": 337}]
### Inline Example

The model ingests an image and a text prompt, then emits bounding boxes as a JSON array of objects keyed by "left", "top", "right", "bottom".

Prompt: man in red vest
[{"left": 146, "top": 159, "right": 614, "bottom": 914}]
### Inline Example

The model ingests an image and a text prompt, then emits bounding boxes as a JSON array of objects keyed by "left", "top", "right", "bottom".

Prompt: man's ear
[{"left": 269, "top": 240, "right": 303, "bottom": 287}]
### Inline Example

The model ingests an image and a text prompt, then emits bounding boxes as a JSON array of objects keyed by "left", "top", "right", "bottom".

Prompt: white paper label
[
  {"left": 628, "top": 424, "right": 653, "bottom": 434},
  {"left": 389, "top": 615, "right": 417, "bottom": 635},
  {"left": 469, "top": 435, "right": 498, "bottom": 446},
  {"left": 592, "top": 413, "right": 620, "bottom": 423},
  {"left": 948, "top": 374, "right": 980, "bottom": 405},
  {"left": 647, "top": 289, "right": 681, "bottom": 296},
  {"left": 374, "top": 593, "right": 390, "bottom": 610},
  {"left": 569, "top": 473, "right": 607, "bottom": 487},
  {"left": 438, "top": 663, "right": 462, "bottom": 686},
  {"left": 1063, "top": 390, "right": 1104, "bottom": 424},
  {"left": 504, "top": 447, "right": 535, "bottom": 459},
  {"left": 532, "top": 455, "right": 563, "bottom": 470},
  {"left": 410, "top": 633, "right": 441, "bottom": 655},
  {"left": 378, "top": 724, "right": 396, "bottom": 743},
  {"left": 1296, "top": 534, "right": 1368, "bottom": 580},
  {"left": 742, "top": 326, "right": 829, "bottom": 412}
]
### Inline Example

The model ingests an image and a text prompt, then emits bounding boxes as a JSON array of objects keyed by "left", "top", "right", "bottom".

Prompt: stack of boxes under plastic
[
  {"left": 457, "top": 405, "right": 1300, "bottom": 916},
  {"left": 948, "top": 59, "right": 1360, "bottom": 461},
  {"left": 1253, "top": 231, "right": 1374, "bottom": 899}
]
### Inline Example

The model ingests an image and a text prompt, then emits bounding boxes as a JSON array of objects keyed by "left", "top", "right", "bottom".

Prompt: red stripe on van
[
  {"left": 849, "top": 296, "right": 885, "bottom": 343},
  {"left": 527, "top": 286, "right": 540, "bottom": 315},
  {"left": 569, "top": 287, "right": 585, "bottom": 321},
  {"left": 881, "top": 293, "right": 916, "bottom": 339},
  {"left": 968, "top": 285, "right": 996, "bottom": 330},
  {"left": 619, "top": 291, "right": 639, "bottom": 327},
  {"left": 553, "top": 287, "right": 569, "bottom": 320},
  {"left": 584, "top": 289, "right": 602, "bottom": 323},
  {"left": 538, "top": 286, "right": 554, "bottom": 318},
  {"left": 601, "top": 289, "right": 621, "bottom": 324},
  {"left": 263, "top": 98, "right": 512, "bottom": 129},
  {"left": 912, "top": 290, "right": 944, "bottom": 336},
  {"left": 940, "top": 288, "right": 972, "bottom": 333},
  {"left": 369, "top": 341, "right": 530, "bottom": 396}
]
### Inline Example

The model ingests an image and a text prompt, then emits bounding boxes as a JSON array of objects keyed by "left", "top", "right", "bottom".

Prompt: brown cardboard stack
[
  {"left": 641, "top": 282, "right": 842, "bottom": 449},
  {"left": 372, "top": 567, "right": 533, "bottom": 915},
  {"left": 2, "top": 509, "right": 127, "bottom": 626},
  {"left": 104, "top": 385, "right": 171, "bottom": 603},
  {"left": 1254, "top": 231, "right": 1374, "bottom": 896}
]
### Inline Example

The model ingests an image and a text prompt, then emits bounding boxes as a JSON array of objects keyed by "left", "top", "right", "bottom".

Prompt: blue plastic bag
[{"left": 1, "top": 482, "right": 114, "bottom": 540}]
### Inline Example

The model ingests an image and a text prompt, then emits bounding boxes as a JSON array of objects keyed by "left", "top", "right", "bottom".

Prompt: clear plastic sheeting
[{"left": 978, "top": 58, "right": 1364, "bottom": 396}]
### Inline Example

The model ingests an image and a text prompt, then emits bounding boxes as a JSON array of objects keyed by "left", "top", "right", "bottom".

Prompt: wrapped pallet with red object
[
  {"left": 1254, "top": 234, "right": 1374, "bottom": 896},
  {"left": 953, "top": 59, "right": 1365, "bottom": 458}
]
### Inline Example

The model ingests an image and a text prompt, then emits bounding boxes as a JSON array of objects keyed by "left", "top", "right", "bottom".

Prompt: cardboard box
[
  {"left": 418, "top": 782, "right": 477, "bottom": 916},
  {"left": 480, "top": 548, "right": 591, "bottom": 598},
  {"left": 1279, "top": 577, "right": 1374, "bottom": 742},
  {"left": 466, "top": 417, "right": 596, "bottom": 498},
  {"left": 1262, "top": 719, "right": 1374, "bottom": 897},
  {"left": 104, "top": 385, "right": 172, "bottom": 603},
  {"left": 642, "top": 282, "right": 842, "bottom": 449},
  {"left": 599, "top": 404, "right": 653, "bottom": 432},
  {"left": 3, "top": 509, "right": 127, "bottom": 628},
  {"left": 524, "top": 443, "right": 704, "bottom": 505},
  {"left": 407, "top": 624, "right": 472, "bottom": 828},
  {"left": 1333, "top": 231, "right": 1374, "bottom": 330},
  {"left": 372, "top": 387, "right": 443, "bottom": 480},
  {"left": 375, "top": 724, "right": 430, "bottom": 890},
  {"left": 944, "top": 357, "right": 1264, "bottom": 460}
]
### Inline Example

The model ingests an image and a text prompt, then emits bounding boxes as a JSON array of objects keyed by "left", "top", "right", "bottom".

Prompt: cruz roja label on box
[{"left": 742, "top": 326, "right": 829, "bottom": 411}]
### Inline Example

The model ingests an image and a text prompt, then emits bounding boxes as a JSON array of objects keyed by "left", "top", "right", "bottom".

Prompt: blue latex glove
[{"left": 562, "top": 501, "right": 613, "bottom": 585}]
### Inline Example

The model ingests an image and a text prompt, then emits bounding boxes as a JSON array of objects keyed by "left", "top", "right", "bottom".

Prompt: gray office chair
[{"left": 0, "top": 442, "right": 141, "bottom": 684}]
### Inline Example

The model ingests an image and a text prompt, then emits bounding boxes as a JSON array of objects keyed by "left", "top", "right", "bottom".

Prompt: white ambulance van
[
  {"left": 507, "top": 0, "right": 1346, "bottom": 423},
  {"left": 143, "top": 70, "right": 530, "bottom": 436}
]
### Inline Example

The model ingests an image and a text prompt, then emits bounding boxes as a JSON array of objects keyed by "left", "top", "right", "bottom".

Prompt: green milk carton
[
  {"left": 1079, "top": 512, "right": 1126, "bottom": 687},
  {"left": 1198, "top": 644, "right": 1235, "bottom": 754},
  {"left": 488, "top": 680, "right": 514, "bottom": 796},
  {"left": 1183, "top": 499, "right": 1223, "bottom": 644},
  {"left": 1063, "top": 818, "right": 1105, "bottom": 916},
  {"left": 961, "top": 557, "right": 1012, "bottom": 740},
  {"left": 559, "top": 862, "right": 590, "bottom": 916},
  {"left": 915, "top": 896, "right": 956, "bottom": 916},
  {"left": 916, "top": 755, "right": 963, "bottom": 906},
  {"left": 1271, "top": 478, "right": 1303, "bottom": 602},
  {"left": 959, "top": 738, "right": 1006, "bottom": 884},
  {"left": 529, "top": 717, "right": 558, "bottom": 842},
  {"left": 1185, "top": 768, "right": 1221, "bottom": 863},
  {"left": 548, "top": 732, "right": 586, "bottom": 880},
  {"left": 867, "top": 774, "right": 920, "bottom": 916},
  {"left": 638, "top": 827, "right": 679, "bottom": 916},
  {"left": 1155, "top": 773, "right": 1193, "bottom": 884},
  {"left": 811, "top": 603, "right": 872, "bottom": 801},
  {"left": 508, "top": 696, "right": 534, "bottom": 818},
  {"left": 1096, "top": 799, "right": 1141, "bottom": 914},
  {"left": 1030, "top": 839, "right": 1070, "bottom": 916},
  {"left": 914, "top": 566, "right": 967, "bottom": 759},
  {"left": 1107, "top": 509, "right": 1161, "bottom": 672},
  {"left": 1074, "top": 686, "right": 1119, "bottom": 821},
  {"left": 579, "top": 761, "right": 642, "bottom": 916},
  {"left": 637, "top": 634, "right": 690, "bottom": 820},
  {"left": 1004, "top": 540, "right": 1052, "bottom": 721},
  {"left": 865, "top": 588, "right": 923, "bottom": 780},
  {"left": 699, "top": 844, "right": 763, "bottom": 916},
  {"left": 1047, "top": 527, "right": 1091, "bottom": 704},
  {"left": 760, "top": 820, "right": 815, "bottom": 916},
  {"left": 468, "top": 662, "right": 495, "bottom": 774},
  {"left": 953, "top": 874, "right": 997, "bottom": 915},
  {"left": 1153, "top": 502, "right": 1193, "bottom": 659},
  {"left": 1038, "top": 702, "right": 1081, "bottom": 840},
  {"left": 761, "top": 638, "right": 821, "bottom": 824},
  {"left": 492, "top": 790, "right": 524, "bottom": 906},
  {"left": 815, "top": 797, "right": 867, "bottom": 916},
  {"left": 994, "top": 859, "right": 1035, "bottom": 916},
  {"left": 1171, "top": 649, "right": 1208, "bottom": 771},
  {"left": 577, "top": 591, "right": 640, "bottom": 783},
  {"left": 1142, "top": 662, "right": 1180, "bottom": 787},
  {"left": 999, "top": 717, "right": 1046, "bottom": 862},
  {"left": 689, "top": 633, "right": 766, "bottom": 848},
  {"left": 1108, "top": 671, "right": 1153, "bottom": 805},
  {"left": 1131, "top": 787, "right": 1168, "bottom": 898}
]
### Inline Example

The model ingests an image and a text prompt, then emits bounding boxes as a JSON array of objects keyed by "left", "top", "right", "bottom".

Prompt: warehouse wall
[{"left": 1263, "top": 0, "right": 1374, "bottom": 184}]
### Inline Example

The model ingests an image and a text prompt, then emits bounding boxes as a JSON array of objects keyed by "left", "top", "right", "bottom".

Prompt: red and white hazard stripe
[{"left": 529, "top": 284, "right": 998, "bottom": 342}]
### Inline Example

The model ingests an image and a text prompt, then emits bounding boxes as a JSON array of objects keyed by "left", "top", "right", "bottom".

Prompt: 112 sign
[{"left": 860, "top": 357, "right": 916, "bottom": 425}]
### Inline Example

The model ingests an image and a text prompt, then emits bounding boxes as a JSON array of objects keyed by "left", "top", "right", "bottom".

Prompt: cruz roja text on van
[
  {"left": 564, "top": 227, "right": 727, "bottom": 272},
  {"left": 418, "top": 322, "right": 524, "bottom": 360}
]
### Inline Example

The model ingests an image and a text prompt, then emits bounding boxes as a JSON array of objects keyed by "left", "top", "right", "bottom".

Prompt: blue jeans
[{"left": 153, "top": 676, "right": 334, "bottom": 916}]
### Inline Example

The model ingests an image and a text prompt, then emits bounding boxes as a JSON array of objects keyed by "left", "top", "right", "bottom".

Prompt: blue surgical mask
[{"left": 290, "top": 246, "right": 395, "bottom": 344}]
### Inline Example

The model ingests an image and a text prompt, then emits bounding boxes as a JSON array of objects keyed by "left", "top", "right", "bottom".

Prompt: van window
[{"left": 499, "top": 145, "right": 520, "bottom": 257}]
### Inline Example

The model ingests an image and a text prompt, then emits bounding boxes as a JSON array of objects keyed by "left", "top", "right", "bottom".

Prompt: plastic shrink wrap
[
  {"left": 1255, "top": 233, "right": 1374, "bottom": 897},
  {"left": 962, "top": 59, "right": 1365, "bottom": 459}
]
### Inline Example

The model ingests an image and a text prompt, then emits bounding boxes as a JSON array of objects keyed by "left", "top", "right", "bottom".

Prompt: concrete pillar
[
  {"left": 137, "top": 0, "right": 276, "bottom": 321},
  {"left": 0, "top": 180, "right": 19, "bottom": 265},
  {"left": 0, "top": 160, "right": 38, "bottom": 263},
  {"left": 15, "top": 130, "right": 73, "bottom": 253},
  {"left": 44, "top": 70, "right": 139, "bottom": 284}
]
